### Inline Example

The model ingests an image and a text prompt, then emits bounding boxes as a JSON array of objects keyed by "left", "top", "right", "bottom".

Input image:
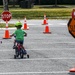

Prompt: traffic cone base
[
  {"left": 3, "top": 30, "right": 11, "bottom": 39},
  {"left": 43, "top": 32, "right": 51, "bottom": 34},
  {"left": 23, "top": 27, "right": 29, "bottom": 30},
  {"left": 23, "top": 23, "right": 29, "bottom": 30},
  {"left": 43, "top": 25, "right": 51, "bottom": 34},
  {"left": 42, "top": 21, "right": 48, "bottom": 25},
  {"left": 69, "top": 68, "right": 75, "bottom": 72}
]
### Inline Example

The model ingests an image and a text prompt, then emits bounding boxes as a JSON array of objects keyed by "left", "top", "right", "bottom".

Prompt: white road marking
[
  {"left": 0, "top": 20, "right": 71, "bottom": 75},
  {"left": 0, "top": 22, "right": 67, "bottom": 30},
  {"left": 0, "top": 71, "right": 69, "bottom": 74},
  {"left": 0, "top": 47, "right": 75, "bottom": 51},
  {"left": 0, "top": 58, "right": 75, "bottom": 61},
  {"left": 59, "top": 23, "right": 67, "bottom": 25}
]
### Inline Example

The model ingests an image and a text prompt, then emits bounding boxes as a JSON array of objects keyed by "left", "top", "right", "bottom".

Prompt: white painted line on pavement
[
  {"left": 0, "top": 47, "right": 75, "bottom": 51},
  {"left": 0, "top": 58, "right": 75, "bottom": 61},
  {"left": 59, "top": 23, "right": 67, "bottom": 25},
  {"left": 0, "top": 28, "right": 16, "bottom": 30},
  {"left": 0, "top": 23, "right": 67, "bottom": 30},
  {"left": 0, "top": 71, "right": 69, "bottom": 74}
]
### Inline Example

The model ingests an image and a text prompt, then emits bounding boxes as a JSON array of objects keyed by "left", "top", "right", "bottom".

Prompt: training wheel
[
  {"left": 14, "top": 55, "right": 16, "bottom": 59},
  {"left": 27, "top": 54, "right": 29, "bottom": 58}
]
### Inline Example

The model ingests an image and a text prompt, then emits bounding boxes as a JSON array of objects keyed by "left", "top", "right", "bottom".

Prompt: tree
[
  {"left": 12, "top": 0, "right": 16, "bottom": 7},
  {"left": 3, "top": 0, "right": 9, "bottom": 11},
  {"left": 39, "top": 0, "right": 40, "bottom": 5},
  {"left": 55, "top": 0, "right": 57, "bottom": 7}
]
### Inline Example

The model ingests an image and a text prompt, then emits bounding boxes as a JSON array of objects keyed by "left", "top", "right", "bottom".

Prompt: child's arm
[
  {"left": 10, "top": 34, "right": 14, "bottom": 37},
  {"left": 24, "top": 32, "right": 27, "bottom": 36}
]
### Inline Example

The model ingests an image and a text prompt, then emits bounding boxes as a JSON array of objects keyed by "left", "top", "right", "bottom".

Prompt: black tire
[
  {"left": 14, "top": 55, "right": 16, "bottom": 59},
  {"left": 27, "top": 54, "right": 29, "bottom": 58},
  {"left": 20, "top": 54, "right": 24, "bottom": 58}
]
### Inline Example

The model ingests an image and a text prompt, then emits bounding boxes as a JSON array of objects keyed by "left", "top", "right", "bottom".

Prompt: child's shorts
[{"left": 15, "top": 40, "right": 24, "bottom": 45}]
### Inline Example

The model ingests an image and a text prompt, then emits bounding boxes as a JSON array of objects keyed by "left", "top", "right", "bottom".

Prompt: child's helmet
[{"left": 15, "top": 21, "right": 22, "bottom": 27}]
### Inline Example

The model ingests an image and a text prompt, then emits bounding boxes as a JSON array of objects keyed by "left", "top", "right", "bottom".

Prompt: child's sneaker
[{"left": 27, "top": 54, "right": 29, "bottom": 58}]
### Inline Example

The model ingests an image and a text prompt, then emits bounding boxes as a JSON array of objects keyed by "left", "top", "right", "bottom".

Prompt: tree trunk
[
  {"left": 3, "top": 0, "right": 9, "bottom": 11},
  {"left": 12, "top": 0, "right": 15, "bottom": 7},
  {"left": 55, "top": 0, "right": 57, "bottom": 7},
  {"left": 39, "top": 0, "right": 40, "bottom": 5}
]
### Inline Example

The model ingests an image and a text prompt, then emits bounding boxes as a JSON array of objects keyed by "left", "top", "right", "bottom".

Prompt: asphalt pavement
[{"left": 0, "top": 19, "right": 75, "bottom": 75}]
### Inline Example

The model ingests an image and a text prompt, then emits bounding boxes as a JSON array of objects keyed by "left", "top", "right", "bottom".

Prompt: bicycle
[
  {"left": 11, "top": 33, "right": 29, "bottom": 59},
  {"left": 14, "top": 41, "right": 29, "bottom": 59}
]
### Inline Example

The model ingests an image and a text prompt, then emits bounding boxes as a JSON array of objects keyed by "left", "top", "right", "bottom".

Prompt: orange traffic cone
[
  {"left": 69, "top": 68, "right": 75, "bottom": 72},
  {"left": 43, "top": 24, "right": 51, "bottom": 34},
  {"left": 42, "top": 14, "right": 48, "bottom": 25},
  {"left": 3, "top": 21, "right": 11, "bottom": 39},
  {"left": 23, "top": 17, "right": 29, "bottom": 30}
]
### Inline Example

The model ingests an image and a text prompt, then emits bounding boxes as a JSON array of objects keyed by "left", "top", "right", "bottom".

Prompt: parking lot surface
[{"left": 0, "top": 19, "right": 75, "bottom": 75}]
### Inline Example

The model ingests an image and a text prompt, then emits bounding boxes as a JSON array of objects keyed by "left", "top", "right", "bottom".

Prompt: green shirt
[{"left": 14, "top": 29, "right": 26, "bottom": 41}]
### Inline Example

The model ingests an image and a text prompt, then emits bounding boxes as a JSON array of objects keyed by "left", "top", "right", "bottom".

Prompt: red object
[
  {"left": 69, "top": 68, "right": 75, "bottom": 72},
  {"left": 43, "top": 25, "right": 51, "bottom": 34},
  {"left": 3, "top": 21, "right": 11, "bottom": 39},
  {"left": 23, "top": 21, "right": 28, "bottom": 30},
  {"left": 72, "top": 9, "right": 75, "bottom": 18},
  {"left": 23, "top": 17, "right": 29, "bottom": 30},
  {"left": 1, "top": 11, "right": 12, "bottom": 21},
  {"left": 3, "top": 30, "right": 11, "bottom": 39}
]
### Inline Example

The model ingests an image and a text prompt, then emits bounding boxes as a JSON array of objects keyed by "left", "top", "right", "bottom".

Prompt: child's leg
[
  {"left": 13, "top": 40, "right": 16, "bottom": 49},
  {"left": 19, "top": 40, "right": 27, "bottom": 54},
  {"left": 20, "top": 40, "right": 25, "bottom": 50},
  {"left": 21, "top": 44, "right": 25, "bottom": 50},
  {"left": 21, "top": 44, "right": 27, "bottom": 54},
  {"left": 14, "top": 40, "right": 16, "bottom": 46}
]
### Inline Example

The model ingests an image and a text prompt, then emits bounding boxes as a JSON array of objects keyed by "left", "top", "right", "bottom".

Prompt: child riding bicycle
[{"left": 10, "top": 21, "right": 27, "bottom": 51}]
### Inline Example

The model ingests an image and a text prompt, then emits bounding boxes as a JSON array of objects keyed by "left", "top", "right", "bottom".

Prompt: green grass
[
  {"left": 0, "top": 5, "right": 74, "bottom": 27},
  {"left": 10, "top": 8, "right": 72, "bottom": 19},
  {"left": 0, "top": 23, "right": 14, "bottom": 28},
  {"left": 0, "top": 5, "right": 74, "bottom": 19}
]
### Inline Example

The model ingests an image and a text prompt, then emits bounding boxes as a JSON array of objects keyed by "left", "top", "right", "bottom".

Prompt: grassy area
[
  {"left": 0, "top": 5, "right": 74, "bottom": 27},
  {"left": 10, "top": 8, "right": 72, "bottom": 19},
  {"left": 0, "top": 23, "right": 14, "bottom": 28},
  {"left": 0, "top": 5, "right": 74, "bottom": 19}
]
